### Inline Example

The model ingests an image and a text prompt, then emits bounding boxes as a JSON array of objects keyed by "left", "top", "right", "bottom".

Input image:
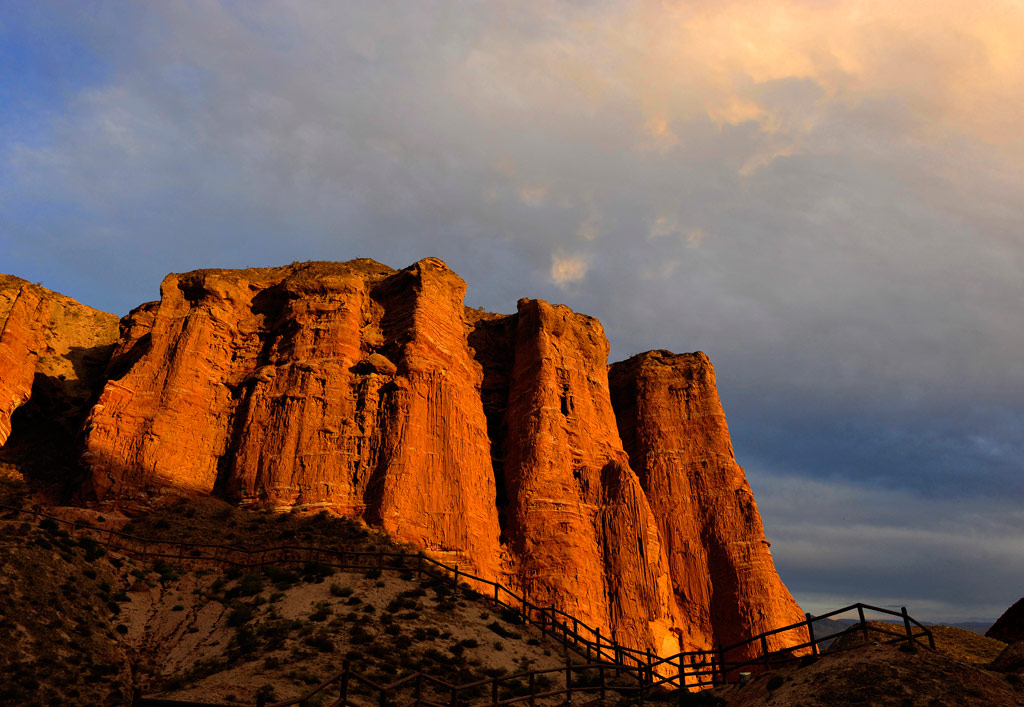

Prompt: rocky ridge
[{"left": 0, "top": 258, "right": 806, "bottom": 663}]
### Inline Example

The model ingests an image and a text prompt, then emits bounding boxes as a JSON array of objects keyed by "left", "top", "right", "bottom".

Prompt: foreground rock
[
  {"left": 990, "top": 596, "right": 1024, "bottom": 644},
  {"left": 1, "top": 258, "right": 803, "bottom": 662}
]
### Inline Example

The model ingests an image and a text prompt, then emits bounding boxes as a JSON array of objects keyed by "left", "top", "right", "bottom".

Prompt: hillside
[
  {"left": 708, "top": 641, "right": 1024, "bottom": 706},
  {"left": 0, "top": 481, "right": 611, "bottom": 705}
]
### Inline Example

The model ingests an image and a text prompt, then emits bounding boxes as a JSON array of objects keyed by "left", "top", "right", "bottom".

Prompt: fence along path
[{"left": 2, "top": 503, "right": 934, "bottom": 704}]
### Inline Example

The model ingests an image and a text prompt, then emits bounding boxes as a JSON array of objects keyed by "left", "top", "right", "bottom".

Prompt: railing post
[
  {"left": 858, "top": 605, "right": 869, "bottom": 643},
  {"left": 806, "top": 613, "right": 818, "bottom": 656},
  {"left": 491, "top": 676, "right": 498, "bottom": 705},
  {"left": 595, "top": 626, "right": 601, "bottom": 661},
  {"left": 676, "top": 653, "right": 684, "bottom": 689},
  {"left": 494, "top": 583, "right": 499, "bottom": 603},
  {"left": 600, "top": 664, "right": 607, "bottom": 700},
  {"left": 901, "top": 607, "right": 914, "bottom": 647},
  {"left": 417, "top": 553, "right": 423, "bottom": 579},
  {"left": 528, "top": 672, "right": 536, "bottom": 707},
  {"left": 715, "top": 643, "right": 725, "bottom": 686},
  {"left": 450, "top": 686, "right": 458, "bottom": 707},
  {"left": 761, "top": 634, "right": 770, "bottom": 669},
  {"left": 416, "top": 673, "right": 424, "bottom": 706}
]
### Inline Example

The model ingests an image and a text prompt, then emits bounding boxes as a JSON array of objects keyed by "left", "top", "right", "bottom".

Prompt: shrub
[
  {"left": 330, "top": 584, "right": 354, "bottom": 598},
  {"left": 301, "top": 562, "right": 335, "bottom": 582},
  {"left": 486, "top": 621, "right": 520, "bottom": 640},
  {"left": 235, "top": 573, "right": 265, "bottom": 597},
  {"left": 766, "top": 675, "right": 785, "bottom": 691},
  {"left": 227, "top": 604, "right": 255, "bottom": 627},
  {"left": 499, "top": 607, "right": 524, "bottom": 624},
  {"left": 264, "top": 565, "right": 299, "bottom": 588},
  {"left": 305, "top": 631, "right": 335, "bottom": 653},
  {"left": 310, "top": 601, "right": 333, "bottom": 622},
  {"left": 232, "top": 626, "right": 259, "bottom": 656},
  {"left": 364, "top": 568, "right": 382, "bottom": 580}
]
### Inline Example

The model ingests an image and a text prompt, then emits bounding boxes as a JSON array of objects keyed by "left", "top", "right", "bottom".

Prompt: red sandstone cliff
[
  {"left": 1, "top": 259, "right": 804, "bottom": 661},
  {"left": 0, "top": 276, "right": 118, "bottom": 486},
  {"left": 609, "top": 350, "right": 807, "bottom": 655}
]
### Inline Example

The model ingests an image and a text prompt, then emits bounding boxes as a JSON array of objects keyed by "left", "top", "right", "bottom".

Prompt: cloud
[
  {"left": 2, "top": 0, "right": 1023, "bottom": 621},
  {"left": 550, "top": 251, "right": 588, "bottom": 287},
  {"left": 749, "top": 469, "right": 1024, "bottom": 621}
]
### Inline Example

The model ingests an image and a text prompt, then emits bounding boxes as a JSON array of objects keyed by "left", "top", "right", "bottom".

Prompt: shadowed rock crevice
[{"left": 466, "top": 311, "right": 518, "bottom": 544}]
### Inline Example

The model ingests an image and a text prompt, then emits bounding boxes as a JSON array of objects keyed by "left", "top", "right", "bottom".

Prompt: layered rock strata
[
  {"left": 0, "top": 276, "right": 118, "bottom": 479},
  {"left": 0, "top": 259, "right": 803, "bottom": 663},
  {"left": 609, "top": 351, "right": 806, "bottom": 654}
]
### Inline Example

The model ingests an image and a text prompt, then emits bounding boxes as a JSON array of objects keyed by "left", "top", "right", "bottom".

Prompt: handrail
[{"left": 2, "top": 502, "right": 934, "bottom": 703}]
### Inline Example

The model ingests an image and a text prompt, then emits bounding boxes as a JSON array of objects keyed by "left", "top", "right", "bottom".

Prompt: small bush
[
  {"left": 330, "top": 584, "right": 354, "bottom": 598},
  {"left": 301, "top": 562, "right": 335, "bottom": 582},
  {"left": 364, "top": 568, "right": 382, "bottom": 580},
  {"left": 305, "top": 631, "right": 335, "bottom": 653},
  {"left": 235, "top": 573, "right": 265, "bottom": 597},
  {"left": 310, "top": 603, "right": 332, "bottom": 622},
  {"left": 766, "top": 675, "right": 785, "bottom": 691},
  {"left": 487, "top": 621, "right": 521, "bottom": 640},
  {"left": 227, "top": 604, "right": 255, "bottom": 627}
]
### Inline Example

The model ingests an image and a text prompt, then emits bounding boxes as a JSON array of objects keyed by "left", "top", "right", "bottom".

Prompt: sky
[{"left": 2, "top": 0, "right": 1022, "bottom": 623}]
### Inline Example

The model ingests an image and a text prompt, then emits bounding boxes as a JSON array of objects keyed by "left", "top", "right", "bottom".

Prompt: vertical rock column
[
  {"left": 225, "top": 269, "right": 387, "bottom": 513},
  {"left": 609, "top": 351, "right": 806, "bottom": 655},
  {"left": 502, "top": 299, "right": 681, "bottom": 656},
  {"left": 366, "top": 259, "right": 504, "bottom": 580},
  {"left": 82, "top": 272, "right": 268, "bottom": 497}
]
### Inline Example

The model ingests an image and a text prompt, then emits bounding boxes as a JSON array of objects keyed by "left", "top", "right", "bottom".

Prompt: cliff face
[
  {"left": 608, "top": 350, "right": 806, "bottom": 653},
  {"left": 0, "top": 259, "right": 803, "bottom": 660},
  {"left": 0, "top": 276, "right": 118, "bottom": 488}
]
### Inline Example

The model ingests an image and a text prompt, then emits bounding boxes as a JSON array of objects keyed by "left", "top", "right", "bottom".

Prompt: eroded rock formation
[
  {"left": 0, "top": 259, "right": 804, "bottom": 661},
  {"left": 609, "top": 350, "right": 806, "bottom": 654},
  {"left": 0, "top": 276, "right": 118, "bottom": 485}
]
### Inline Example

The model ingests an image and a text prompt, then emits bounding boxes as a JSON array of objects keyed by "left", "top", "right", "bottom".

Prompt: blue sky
[{"left": 2, "top": 0, "right": 1023, "bottom": 622}]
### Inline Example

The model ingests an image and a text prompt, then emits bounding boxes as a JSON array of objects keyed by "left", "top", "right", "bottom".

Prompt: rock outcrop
[
  {"left": 0, "top": 276, "right": 118, "bottom": 486},
  {"left": 988, "top": 596, "right": 1024, "bottom": 644},
  {"left": 1, "top": 259, "right": 804, "bottom": 662},
  {"left": 609, "top": 350, "right": 807, "bottom": 654}
]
